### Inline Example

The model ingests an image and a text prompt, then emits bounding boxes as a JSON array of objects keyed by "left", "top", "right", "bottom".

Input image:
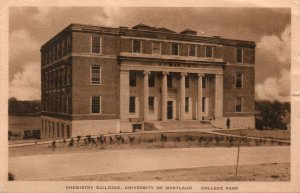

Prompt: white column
[
  {"left": 143, "top": 71, "right": 150, "bottom": 122},
  {"left": 120, "top": 70, "right": 129, "bottom": 121},
  {"left": 180, "top": 72, "right": 187, "bottom": 121},
  {"left": 215, "top": 74, "right": 224, "bottom": 118},
  {"left": 161, "top": 71, "right": 168, "bottom": 121},
  {"left": 197, "top": 74, "right": 204, "bottom": 120}
]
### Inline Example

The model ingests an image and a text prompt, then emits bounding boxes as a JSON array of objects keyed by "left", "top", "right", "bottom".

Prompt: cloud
[
  {"left": 91, "top": 7, "right": 122, "bottom": 27},
  {"left": 257, "top": 24, "right": 291, "bottom": 64},
  {"left": 9, "top": 29, "right": 40, "bottom": 63},
  {"left": 255, "top": 69, "right": 290, "bottom": 102},
  {"left": 255, "top": 25, "right": 291, "bottom": 102},
  {"left": 9, "top": 63, "right": 40, "bottom": 100}
]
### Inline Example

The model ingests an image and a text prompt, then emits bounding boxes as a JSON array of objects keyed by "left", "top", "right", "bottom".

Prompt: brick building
[{"left": 40, "top": 23, "right": 255, "bottom": 139}]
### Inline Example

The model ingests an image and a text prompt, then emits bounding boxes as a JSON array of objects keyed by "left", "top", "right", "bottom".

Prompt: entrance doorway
[{"left": 167, "top": 101, "right": 173, "bottom": 119}]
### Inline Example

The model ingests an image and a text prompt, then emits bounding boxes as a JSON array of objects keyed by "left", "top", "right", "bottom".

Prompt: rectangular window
[
  {"left": 129, "top": 96, "right": 136, "bottom": 113},
  {"left": 189, "top": 44, "right": 196, "bottom": 56},
  {"left": 202, "top": 76, "right": 206, "bottom": 88},
  {"left": 57, "top": 123, "right": 60, "bottom": 138},
  {"left": 149, "top": 96, "right": 154, "bottom": 112},
  {"left": 237, "top": 48, "right": 243, "bottom": 63},
  {"left": 152, "top": 41, "right": 161, "bottom": 54},
  {"left": 149, "top": 73, "right": 155, "bottom": 87},
  {"left": 202, "top": 97, "right": 205, "bottom": 112},
  {"left": 66, "top": 66, "right": 71, "bottom": 85},
  {"left": 171, "top": 43, "right": 179, "bottom": 55},
  {"left": 236, "top": 97, "right": 242, "bottom": 112},
  {"left": 167, "top": 74, "right": 172, "bottom": 88},
  {"left": 57, "top": 43, "right": 61, "bottom": 59},
  {"left": 53, "top": 47, "right": 57, "bottom": 61},
  {"left": 132, "top": 40, "right": 141, "bottom": 53},
  {"left": 61, "top": 124, "right": 64, "bottom": 138},
  {"left": 185, "top": 75, "right": 189, "bottom": 88},
  {"left": 236, "top": 73, "right": 243, "bottom": 88},
  {"left": 91, "top": 36, "right": 101, "bottom": 53},
  {"left": 91, "top": 96, "right": 101, "bottom": 114},
  {"left": 205, "top": 46, "right": 213, "bottom": 58},
  {"left": 185, "top": 97, "right": 189, "bottom": 112},
  {"left": 91, "top": 66, "right": 101, "bottom": 84},
  {"left": 129, "top": 71, "right": 137, "bottom": 87},
  {"left": 66, "top": 36, "right": 71, "bottom": 54}
]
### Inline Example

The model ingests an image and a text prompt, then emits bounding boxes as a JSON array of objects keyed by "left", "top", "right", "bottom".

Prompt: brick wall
[{"left": 223, "top": 65, "right": 255, "bottom": 117}]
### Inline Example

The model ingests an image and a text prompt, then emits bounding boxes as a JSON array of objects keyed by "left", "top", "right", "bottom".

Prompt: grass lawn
[
  {"left": 41, "top": 163, "right": 289, "bottom": 181},
  {"left": 215, "top": 129, "right": 290, "bottom": 141}
]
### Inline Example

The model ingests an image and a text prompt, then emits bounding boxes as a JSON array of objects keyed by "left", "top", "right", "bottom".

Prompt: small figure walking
[{"left": 226, "top": 117, "right": 231, "bottom": 129}]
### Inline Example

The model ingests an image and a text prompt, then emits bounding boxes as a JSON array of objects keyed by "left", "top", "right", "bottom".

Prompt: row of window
[
  {"left": 132, "top": 39, "right": 215, "bottom": 58},
  {"left": 43, "top": 95, "right": 71, "bottom": 114},
  {"left": 42, "top": 36, "right": 72, "bottom": 65},
  {"left": 89, "top": 95, "right": 244, "bottom": 115},
  {"left": 42, "top": 120, "right": 71, "bottom": 138},
  {"left": 44, "top": 65, "right": 71, "bottom": 90},
  {"left": 129, "top": 72, "right": 244, "bottom": 89}
]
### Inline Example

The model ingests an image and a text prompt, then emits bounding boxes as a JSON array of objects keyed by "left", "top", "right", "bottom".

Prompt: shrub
[
  {"left": 77, "top": 136, "right": 81, "bottom": 142},
  {"left": 8, "top": 172, "right": 15, "bottom": 181}
]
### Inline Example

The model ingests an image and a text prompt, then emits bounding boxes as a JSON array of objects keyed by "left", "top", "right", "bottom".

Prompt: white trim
[
  {"left": 237, "top": 48, "right": 243, "bottom": 64},
  {"left": 188, "top": 44, "right": 197, "bottom": 57},
  {"left": 205, "top": 45, "right": 214, "bottom": 58},
  {"left": 132, "top": 39, "right": 142, "bottom": 53},
  {"left": 152, "top": 41, "right": 161, "bottom": 55},
  {"left": 90, "top": 95, "right": 102, "bottom": 115},
  {"left": 235, "top": 97, "right": 243, "bottom": 113},
  {"left": 122, "top": 36, "right": 223, "bottom": 47},
  {"left": 90, "top": 64, "right": 102, "bottom": 85},
  {"left": 90, "top": 35, "right": 102, "bottom": 54},
  {"left": 170, "top": 43, "right": 180, "bottom": 56},
  {"left": 235, "top": 72, "right": 243, "bottom": 88},
  {"left": 225, "top": 63, "right": 254, "bottom": 67}
]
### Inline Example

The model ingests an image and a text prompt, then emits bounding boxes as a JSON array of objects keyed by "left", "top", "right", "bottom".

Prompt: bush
[
  {"left": 77, "top": 136, "right": 81, "bottom": 142},
  {"left": 8, "top": 172, "right": 15, "bottom": 181}
]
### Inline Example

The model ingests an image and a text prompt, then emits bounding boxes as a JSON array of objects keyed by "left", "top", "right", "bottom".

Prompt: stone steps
[{"left": 145, "top": 120, "right": 214, "bottom": 131}]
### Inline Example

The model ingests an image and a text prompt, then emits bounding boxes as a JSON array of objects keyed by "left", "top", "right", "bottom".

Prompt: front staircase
[{"left": 144, "top": 120, "right": 214, "bottom": 131}]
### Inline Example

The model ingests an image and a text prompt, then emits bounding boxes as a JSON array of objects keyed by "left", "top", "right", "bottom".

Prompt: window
[
  {"left": 167, "top": 74, "right": 172, "bottom": 88},
  {"left": 57, "top": 43, "right": 61, "bottom": 59},
  {"left": 53, "top": 47, "right": 57, "bottom": 61},
  {"left": 236, "top": 73, "right": 243, "bottom": 88},
  {"left": 61, "top": 124, "right": 64, "bottom": 138},
  {"left": 67, "top": 125, "right": 70, "bottom": 138},
  {"left": 236, "top": 97, "right": 242, "bottom": 112},
  {"left": 132, "top": 40, "right": 141, "bottom": 53},
  {"left": 149, "top": 96, "right": 154, "bottom": 112},
  {"left": 202, "top": 97, "right": 205, "bottom": 112},
  {"left": 129, "top": 71, "right": 137, "bottom": 87},
  {"left": 237, "top": 48, "right": 243, "bottom": 63},
  {"left": 202, "top": 76, "right": 206, "bottom": 88},
  {"left": 91, "top": 36, "right": 101, "bottom": 53},
  {"left": 149, "top": 73, "right": 155, "bottom": 87},
  {"left": 152, "top": 41, "right": 161, "bottom": 54},
  {"left": 189, "top": 44, "right": 196, "bottom": 56},
  {"left": 205, "top": 46, "right": 213, "bottom": 58},
  {"left": 91, "top": 96, "right": 101, "bottom": 114},
  {"left": 185, "top": 75, "right": 189, "bottom": 88},
  {"left": 66, "top": 36, "right": 71, "bottom": 54},
  {"left": 171, "top": 43, "right": 179, "bottom": 55},
  {"left": 62, "top": 40, "right": 66, "bottom": 56},
  {"left": 57, "top": 123, "right": 60, "bottom": 137},
  {"left": 66, "top": 66, "right": 71, "bottom": 85},
  {"left": 129, "top": 96, "right": 135, "bottom": 113},
  {"left": 91, "top": 66, "right": 101, "bottom": 84},
  {"left": 185, "top": 97, "right": 189, "bottom": 112}
]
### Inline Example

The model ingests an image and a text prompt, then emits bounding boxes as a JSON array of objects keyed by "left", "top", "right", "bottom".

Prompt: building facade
[{"left": 40, "top": 23, "right": 255, "bottom": 139}]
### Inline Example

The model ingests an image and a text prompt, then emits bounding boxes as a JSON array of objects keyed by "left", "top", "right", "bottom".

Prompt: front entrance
[{"left": 167, "top": 101, "right": 173, "bottom": 119}]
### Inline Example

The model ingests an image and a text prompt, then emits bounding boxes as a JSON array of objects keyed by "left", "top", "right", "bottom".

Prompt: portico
[{"left": 119, "top": 60, "right": 224, "bottom": 128}]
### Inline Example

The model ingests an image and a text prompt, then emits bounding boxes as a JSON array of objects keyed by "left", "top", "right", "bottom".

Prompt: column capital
[
  {"left": 143, "top": 71, "right": 151, "bottom": 75},
  {"left": 215, "top": 74, "right": 224, "bottom": 78},
  {"left": 181, "top": 72, "right": 187, "bottom": 76},
  {"left": 198, "top": 73, "right": 205, "bottom": 77},
  {"left": 162, "top": 71, "right": 169, "bottom": 76}
]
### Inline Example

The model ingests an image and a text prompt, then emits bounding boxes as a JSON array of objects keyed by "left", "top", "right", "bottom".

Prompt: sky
[{"left": 9, "top": 7, "right": 291, "bottom": 102}]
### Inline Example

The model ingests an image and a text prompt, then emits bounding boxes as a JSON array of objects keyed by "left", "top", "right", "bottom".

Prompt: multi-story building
[{"left": 40, "top": 23, "right": 255, "bottom": 139}]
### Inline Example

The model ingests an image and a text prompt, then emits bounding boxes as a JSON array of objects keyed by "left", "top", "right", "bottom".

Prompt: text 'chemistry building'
[{"left": 40, "top": 23, "right": 255, "bottom": 139}]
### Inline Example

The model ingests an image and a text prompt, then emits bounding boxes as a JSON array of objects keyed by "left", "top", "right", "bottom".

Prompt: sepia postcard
[{"left": 0, "top": 0, "right": 300, "bottom": 193}]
